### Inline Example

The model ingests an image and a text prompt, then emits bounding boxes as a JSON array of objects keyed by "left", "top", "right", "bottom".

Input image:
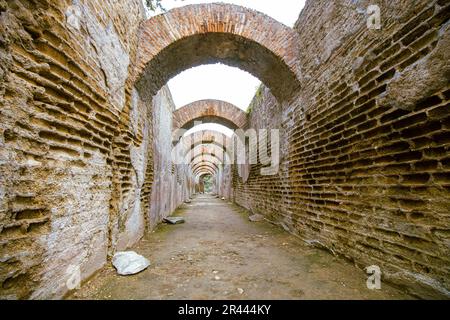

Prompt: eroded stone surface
[
  {"left": 164, "top": 217, "right": 186, "bottom": 225},
  {"left": 249, "top": 214, "right": 264, "bottom": 222},
  {"left": 112, "top": 251, "right": 150, "bottom": 276},
  {"left": 173, "top": 100, "right": 248, "bottom": 132}
]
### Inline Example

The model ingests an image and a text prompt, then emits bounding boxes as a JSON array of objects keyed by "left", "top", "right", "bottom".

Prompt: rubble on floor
[{"left": 164, "top": 217, "right": 186, "bottom": 224}]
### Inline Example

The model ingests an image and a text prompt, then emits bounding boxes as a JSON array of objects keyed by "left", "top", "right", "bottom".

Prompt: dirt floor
[{"left": 68, "top": 195, "right": 413, "bottom": 300}]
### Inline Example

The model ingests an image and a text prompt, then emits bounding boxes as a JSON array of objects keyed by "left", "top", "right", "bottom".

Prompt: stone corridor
[
  {"left": 69, "top": 195, "right": 410, "bottom": 300},
  {"left": 1, "top": 0, "right": 450, "bottom": 300}
]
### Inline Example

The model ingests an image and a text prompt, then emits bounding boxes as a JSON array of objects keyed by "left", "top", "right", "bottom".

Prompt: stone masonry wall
[
  {"left": 235, "top": 0, "right": 450, "bottom": 298},
  {"left": 173, "top": 100, "right": 248, "bottom": 131},
  {"left": 0, "top": 0, "right": 146, "bottom": 299}
]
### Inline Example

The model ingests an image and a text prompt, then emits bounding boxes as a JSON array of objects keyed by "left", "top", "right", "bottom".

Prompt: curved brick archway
[
  {"left": 196, "top": 167, "right": 215, "bottom": 175},
  {"left": 173, "top": 100, "right": 248, "bottom": 132},
  {"left": 191, "top": 154, "right": 222, "bottom": 168},
  {"left": 192, "top": 161, "right": 219, "bottom": 174},
  {"left": 3, "top": 0, "right": 450, "bottom": 300},
  {"left": 194, "top": 172, "right": 215, "bottom": 181},
  {"left": 173, "top": 130, "right": 233, "bottom": 164},
  {"left": 192, "top": 156, "right": 221, "bottom": 171},
  {"left": 135, "top": 3, "right": 301, "bottom": 101},
  {"left": 173, "top": 130, "right": 232, "bottom": 166},
  {"left": 198, "top": 172, "right": 212, "bottom": 178}
]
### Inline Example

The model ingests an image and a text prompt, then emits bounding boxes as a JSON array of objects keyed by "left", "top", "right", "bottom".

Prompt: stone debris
[
  {"left": 164, "top": 217, "right": 185, "bottom": 224},
  {"left": 237, "top": 288, "right": 244, "bottom": 295},
  {"left": 112, "top": 251, "right": 150, "bottom": 276},
  {"left": 249, "top": 214, "right": 264, "bottom": 222},
  {"left": 1, "top": 0, "right": 448, "bottom": 300}
]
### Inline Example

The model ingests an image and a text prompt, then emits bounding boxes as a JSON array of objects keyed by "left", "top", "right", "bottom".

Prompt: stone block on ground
[{"left": 112, "top": 251, "right": 150, "bottom": 276}]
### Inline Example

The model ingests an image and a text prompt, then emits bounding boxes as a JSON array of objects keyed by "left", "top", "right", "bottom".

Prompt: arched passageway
[
  {"left": 1, "top": 0, "right": 449, "bottom": 300},
  {"left": 70, "top": 194, "right": 411, "bottom": 299}
]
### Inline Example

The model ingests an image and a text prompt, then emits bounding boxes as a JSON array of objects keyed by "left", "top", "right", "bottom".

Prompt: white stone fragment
[
  {"left": 112, "top": 251, "right": 150, "bottom": 276},
  {"left": 164, "top": 217, "right": 185, "bottom": 224}
]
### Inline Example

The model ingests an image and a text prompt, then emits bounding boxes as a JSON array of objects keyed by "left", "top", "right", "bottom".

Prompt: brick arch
[
  {"left": 184, "top": 142, "right": 231, "bottom": 158},
  {"left": 135, "top": 3, "right": 301, "bottom": 102},
  {"left": 195, "top": 170, "right": 215, "bottom": 179},
  {"left": 198, "top": 172, "right": 212, "bottom": 178},
  {"left": 194, "top": 168, "right": 216, "bottom": 178},
  {"left": 173, "top": 100, "right": 248, "bottom": 131},
  {"left": 191, "top": 154, "right": 222, "bottom": 168},
  {"left": 192, "top": 156, "right": 221, "bottom": 171},
  {"left": 174, "top": 129, "right": 232, "bottom": 161},
  {"left": 190, "top": 152, "right": 226, "bottom": 166},
  {"left": 196, "top": 168, "right": 215, "bottom": 175},
  {"left": 185, "top": 144, "right": 230, "bottom": 164},
  {"left": 173, "top": 130, "right": 233, "bottom": 166},
  {"left": 179, "top": 130, "right": 232, "bottom": 153}
]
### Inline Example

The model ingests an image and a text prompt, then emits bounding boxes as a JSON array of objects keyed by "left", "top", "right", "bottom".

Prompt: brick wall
[
  {"left": 234, "top": 0, "right": 450, "bottom": 298},
  {"left": 1, "top": 0, "right": 448, "bottom": 300},
  {"left": 173, "top": 99, "right": 248, "bottom": 131}
]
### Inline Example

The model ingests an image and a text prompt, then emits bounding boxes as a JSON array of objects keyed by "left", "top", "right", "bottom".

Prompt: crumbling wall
[
  {"left": 236, "top": 0, "right": 450, "bottom": 298},
  {"left": 0, "top": 0, "right": 145, "bottom": 299}
]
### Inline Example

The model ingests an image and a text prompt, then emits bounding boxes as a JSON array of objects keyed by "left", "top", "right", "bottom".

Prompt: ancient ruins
[{"left": 0, "top": 0, "right": 449, "bottom": 299}]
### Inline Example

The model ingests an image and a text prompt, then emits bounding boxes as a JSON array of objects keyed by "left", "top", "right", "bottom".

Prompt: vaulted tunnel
[{"left": 1, "top": 0, "right": 449, "bottom": 300}]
